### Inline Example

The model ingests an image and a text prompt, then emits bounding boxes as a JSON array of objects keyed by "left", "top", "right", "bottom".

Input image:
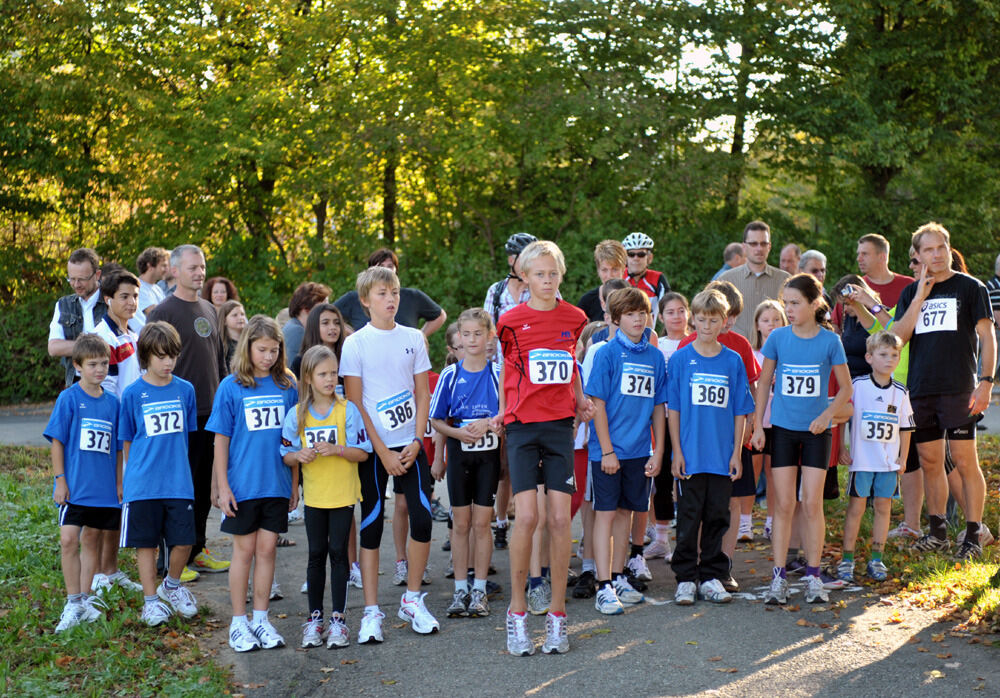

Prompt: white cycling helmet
[{"left": 622, "top": 232, "right": 654, "bottom": 251}]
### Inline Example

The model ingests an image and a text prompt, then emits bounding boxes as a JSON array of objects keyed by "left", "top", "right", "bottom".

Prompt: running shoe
[
  {"left": 78, "top": 596, "right": 104, "bottom": 623},
  {"left": 721, "top": 573, "right": 739, "bottom": 593},
  {"left": 180, "top": 566, "right": 200, "bottom": 583},
  {"left": 836, "top": 558, "right": 855, "bottom": 584},
  {"left": 157, "top": 582, "right": 198, "bottom": 619},
  {"left": 300, "top": 581, "right": 308, "bottom": 594},
  {"left": 250, "top": 618, "right": 286, "bottom": 649},
  {"left": 612, "top": 575, "right": 644, "bottom": 605},
  {"left": 912, "top": 534, "right": 950, "bottom": 553},
  {"left": 737, "top": 520, "right": 754, "bottom": 542},
  {"left": 506, "top": 609, "right": 534, "bottom": 656},
  {"left": 955, "top": 540, "right": 983, "bottom": 561},
  {"left": 430, "top": 497, "right": 450, "bottom": 522},
  {"left": 643, "top": 538, "right": 672, "bottom": 561},
  {"left": 594, "top": 585, "right": 624, "bottom": 615},
  {"left": 91, "top": 573, "right": 112, "bottom": 594},
  {"left": 301, "top": 610, "right": 324, "bottom": 648},
  {"left": 108, "top": 571, "right": 143, "bottom": 592},
  {"left": 802, "top": 575, "right": 829, "bottom": 604},
  {"left": 644, "top": 523, "right": 656, "bottom": 545},
  {"left": 287, "top": 507, "right": 304, "bottom": 524},
  {"left": 422, "top": 563, "right": 432, "bottom": 585},
  {"left": 193, "top": 548, "right": 230, "bottom": 573},
  {"left": 442, "top": 538, "right": 451, "bottom": 552},
  {"left": 142, "top": 599, "right": 173, "bottom": 627},
  {"left": 674, "top": 581, "right": 696, "bottom": 606},
  {"left": 393, "top": 559, "right": 408, "bottom": 586},
  {"left": 447, "top": 590, "right": 470, "bottom": 618},
  {"left": 957, "top": 523, "right": 994, "bottom": 547},
  {"left": 327, "top": 616, "right": 349, "bottom": 648},
  {"left": 467, "top": 589, "right": 490, "bottom": 617},
  {"left": 866, "top": 559, "right": 888, "bottom": 581},
  {"left": 228, "top": 621, "right": 261, "bottom": 652},
  {"left": 527, "top": 582, "right": 551, "bottom": 616},
  {"left": 698, "top": 579, "right": 732, "bottom": 604},
  {"left": 493, "top": 525, "right": 508, "bottom": 550},
  {"left": 445, "top": 558, "right": 454, "bottom": 579},
  {"left": 763, "top": 519, "right": 772, "bottom": 540},
  {"left": 55, "top": 601, "right": 82, "bottom": 633},
  {"left": 398, "top": 593, "right": 440, "bottom": 634},
  {"left": 624, "top": 568, "right": 648, "bottom": 593},
  {"left": 887, "top": 522, "right": 922, "bottom": 540},
  {"left": 764, "top": 576, "right": 788, "bottom": 605},
  {"left": 626, "top": 554, "right": 653, "bottom": 582},
  {"left": 820, "top": 571, "right": 846, "bottom": 590},
  {"left": 786, "top": 556, "right": 808, "bottom": 575},
  {"left": 357, "top": 608, "right": 384, "bottom": 644},
  {"left": 348, "top": 562, "right": 363, "bottom": 589},
  {"left": 541, "top": 612, "right": 569, "bottom": 654},
  {"left": 572, "top": 570, "right": 597, "bottom": 599},
  {"left": 270, "top": 580, "right": 283, "bottom": 601}
]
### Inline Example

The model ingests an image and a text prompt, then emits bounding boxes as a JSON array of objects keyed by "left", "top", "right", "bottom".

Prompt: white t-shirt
[
  {"left": 657, "top": 337, "right": 682, "bottom": 368},
  {"left": 48, "top": 291, "right": 102, "bottom": 341},
  {"left": 339, "top": 323, "right": 432, "bottom": 448},
  {"left": 848, "top": 375, "right": 914, "bottom": 473},
  {"left": 135, "top": 280, "right": 165, "bottom": 328}
]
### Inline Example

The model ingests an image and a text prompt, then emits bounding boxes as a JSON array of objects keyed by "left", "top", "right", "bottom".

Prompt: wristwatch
[
  {"left": 978, "top": 375, "right": 995, "bottom": 383},
  {"left": 870, "top": 304, "right": 884, "bottom": 314}
]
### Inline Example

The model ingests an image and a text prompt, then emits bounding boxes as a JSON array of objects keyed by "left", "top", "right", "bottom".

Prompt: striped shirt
[
  {"left": 987, "top": 275, "right": 1000, "bottom": 321},
  {"left": 718, "top": 263, "right": 791, "bottom": 339}
]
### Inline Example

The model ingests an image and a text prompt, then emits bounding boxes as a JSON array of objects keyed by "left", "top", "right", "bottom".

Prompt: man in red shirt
[{"left": 833, "top": 233, "right": 914, "bottom": 330}]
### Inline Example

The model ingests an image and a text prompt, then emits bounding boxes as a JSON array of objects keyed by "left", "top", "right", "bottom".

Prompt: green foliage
[{"left": 0, "top": 292, "right": 64, "bottom": 404}]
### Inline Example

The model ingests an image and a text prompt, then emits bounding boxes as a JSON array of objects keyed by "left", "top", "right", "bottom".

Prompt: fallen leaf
[
  {"left": 973, "top": 682, "right": 985, "bottom": 691},
  {"left": 685, "top": 641, "right": 698, "bottom": 645},
  {"left": 936, "top": 653, "right": 952, "bottom": 659},
  {"left": 714, "top": 668, "right": 738, "bottom": 673},
  {"left": 908, "top": 636, "right": 921, "bottom": 644},
  {"left": 932, "top": 633, "right": 945, "bottom": 642},
  {"left": 809, "top": 636, "right": 824, "bottom": 644},
  {"left": 392, "top": 623, "right": 406, "bottom": 629},
  {"left": 55, "top": 656, "right": 73, "bottom": 668},
  {"left": 320, "top": 667, "right": 336, "bottom": 673},
  {"left": 708, "top": 656, "right": 722, "bottom": 662},
  {"left": 341, "top": 659, "right": 358, "bottom": 665},
  {"left": 917, "top": 647, "right": 929, "bottom": 653},
  {"left": 927, "top": 670, "right": 945, "bottom": 679},
  {"left": 578, "top": 633, "right": 592, "bottom": 639},
  {"left": 594, "top": 629, "right": 611, "bottom": 634},
  {"left": 382, "top": 679, "right": 397, "bottom": 685},
  {"left": 276, "top": 613, "right": 288, "bottom": 619}
]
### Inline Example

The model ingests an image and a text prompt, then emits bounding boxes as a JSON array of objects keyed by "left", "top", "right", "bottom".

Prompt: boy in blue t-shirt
[
  {"left": 585, "top": 287, "right": 667, "bottom": 615},
  {"left": 667, "top": 290, "right": 754, "bottom": 605},
  {"left": 45, "top": 334, "right": 123, "bottom": 632},
  {"left": 118, "top": 321, "right": 199, "bottom": 626}
]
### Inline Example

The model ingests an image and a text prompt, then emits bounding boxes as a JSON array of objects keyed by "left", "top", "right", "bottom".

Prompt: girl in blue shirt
[
  {"left": 751, "top": 275, "right": 852, "bottom": 606},
  {"left": 209, "top": 315, "right": 299, "bottom": 653}
]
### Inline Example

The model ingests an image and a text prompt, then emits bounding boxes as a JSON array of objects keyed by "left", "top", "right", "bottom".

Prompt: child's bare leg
[
  {"left": 60, "top": 525, "right": 82, "bottom": 595},
  {"left": 252, "top": 530, "right": 278, "bottom": 611},
  {"left": 229, "top": 533, "right": 256, "bottom": 616}
]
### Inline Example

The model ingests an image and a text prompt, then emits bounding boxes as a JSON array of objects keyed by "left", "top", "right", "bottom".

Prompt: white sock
[
  {"left": 581, "top": 558, "right": 596, "bottom": 574},
  {"left": 455, "top": 579, "right": 469, "bottom": 593},
  {"left": 740, "top": 514, "right": 751, "bottom": 527},
  {"left": 231, "top": 614, "right": 248, "bottom": 628},
  {"left": 364, "top": 604, "right": 380, "bottom": 616},
  {"left": 655, "top": 524, "right": 671, "bottom": 542},
  {"left": 473, "top": 578, "right": 487, "bottom": 593},
  {"left": 252, "top": 609, "right": 268, "bottom": 625},
  {"left": 496, "top": 518, "right": 508, "bottom": 528},
  {"left": 765, "top": 516, "right": 773, "bottom": 528},
  {"left": 403, "top": 590, "right": 420, "bottom": 603}
]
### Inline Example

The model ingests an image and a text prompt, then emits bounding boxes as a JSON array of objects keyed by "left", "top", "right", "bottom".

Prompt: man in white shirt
[
  {"left": 135, "top": 246, "right": 169, "bottom": 325},
  {"left": 47, "top": 248, "right": 106, "bottom": 387}
]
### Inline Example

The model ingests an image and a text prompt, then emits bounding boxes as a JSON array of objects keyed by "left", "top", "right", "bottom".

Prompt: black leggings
[
  {"left": 652, "top": 427, "right": 674, "bottom": 521},
  {"left": 305, "top": 505, "right": 354, "bottom": 616},
  {"left": 358, "top": 446, "right": 433, "bottom": 550}
]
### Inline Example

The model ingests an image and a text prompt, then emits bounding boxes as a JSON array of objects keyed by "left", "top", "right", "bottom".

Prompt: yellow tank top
[{"left": 301, "top": 401, "right": 362, "bottom": 509}]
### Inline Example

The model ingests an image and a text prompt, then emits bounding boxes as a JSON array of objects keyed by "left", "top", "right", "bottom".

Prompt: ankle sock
[
  {"left": 473, "top": 578, "right": 486, "bottom": 593},
  {"left": 528, "top": 576, "right": 543, "bottom": 590},
  {"left": 630, "top": 544, "right": 643, "bottom": 559},
  {"left": 842, "top": 551, "right": 854, "bottom": 562},
  {"left": 364, "top": 604, "right": 380, "bottom": 616},
  {"left": 655, "top": 523, "right": 671, "bottom": 542},
  {"left": 966, "top": 521, "right": 981, "bottom": 546},
  {"left": 163, "top": 575, "right": 180, "bottom": 590},
  {"left": 145, "top": 595, "right": 159, "bottom": 606},
  {"left": 871, "top": 550, "right": 882, "bottom": 562},
  {"left": 773, "top": 566, "right": 787, "bottom": 580},
  {"left": 455, "top": 579, "right": 469, "bottom": 594},
  {"left": 252, "top": 609, "right": 268, "bottom": 625},
  {"left": 804, "top": 566, "right": 820, "bottom": 578},
  {"left": 231, "top": 614, "right": 248, "bottom": 627},
  {"left": 68, "top": 593, "right": 85, "bottom": 604},
  {"left": 929, "top": 514, "right": 947, "bottom": 540},
  {"left": 581, "top": 558, "right": 596, "bottom": 574},
  {"left": 541, "top": 566, "right": 550, "bottom": 580},
  {"left": 739, "top": 514, "right": 751, "bottom": 527},
  {"left": 403, "top": 590, "right": 419, "bottom": 603}
]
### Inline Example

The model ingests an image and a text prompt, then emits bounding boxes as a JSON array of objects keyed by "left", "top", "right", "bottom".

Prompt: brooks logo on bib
[
  {"left": 304, "top": 426, "right": 338, "bottom": 448},
  {"left": 80, "top": 417, "right": 113, "bottom": 453},
  {"left": 377, "top": 390, "right": 415, "bottom": 430},
  {"left": 243, "top": 396, "right": 285, "bottom": 431},
  {"left": 143, "top": 400, "right": 183, "bottom": 436},
  {"left": 915, "top": 298, "right": 957, "bottom": 334},
  {"left": 620, "top": 363, "right": 654, "bottom": 397},
  {"left": 528, "top": 349, "right": 573, "bottom": 384},
  {"left": 690, "top": 373, "right": 729, "bottom": 407},
  {"left": 861, "top": 411, "right": 897, "bottom": 443},
  {"left": 781, "top": 365, "right": 821, "bottom": 397}
]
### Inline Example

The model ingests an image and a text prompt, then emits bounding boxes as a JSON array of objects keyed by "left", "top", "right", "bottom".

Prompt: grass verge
[
  {"left": 0, "top": 445, "right": 231, "bottom": 696},
  {"left": 820, "top": 434, "right": 1000, "bottom": 634}
]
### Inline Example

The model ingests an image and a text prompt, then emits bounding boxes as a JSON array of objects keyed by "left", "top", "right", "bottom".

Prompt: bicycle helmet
[
  {"left": 505, "top": 232, "right": 538, "bottom": 256},
  {"left": 622, "top": 232, "right": 654, "bottom": 251}
]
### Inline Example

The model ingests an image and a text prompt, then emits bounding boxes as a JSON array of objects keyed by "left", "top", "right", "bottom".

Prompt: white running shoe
[
  {"left": 78, "top": 596, "right": 104, "bottom": 623},
  {"left": 674, "top": 581, "right": 696, "bottom": 605},
  {"left": 957, "top": 523, "right": 995, "bottom": 547},
  {"left": 612, "top": 575, "right": 644, "bottom": 605},
  {"left": 526, "top": 582, "right": 551, "bottom": 616},
  {"left": 764, "top": 575, "right": 788, "bottom": 605},
  {"left": 398, "top": 593, "right": 440, "bottom": 634},
  {"left": 393, "top": 559, "right": 408, "bottom": 586},
  {"left": 288, "top": 507, "right": 304, "bottom": 524},
  {"left": 357, "top": 608, "right": 385, "bottom": 644},
  {"left": 594, "top": 585, "right": 624, "bottom": 615},
  {"left": 250, "top": 618, "right": 286, "bottom": 649},
  {"left": 698, "top": 579, "right": 732, "bottom": 604},
  {"left": 91, "top": 573, "right": 112, "bottom": 595},
  {"left": 802, "top": 575, "right": 829, "bottom": 604},
  {"left": 626, "top": 554, "right": 653, "bottom": 582},
  {"left": 644, "top": 523, "right": 656, "bottom": 545},
  {"left": 109, "top": 571, "right": 143, "bottom": 592},
  {"left": 229, "top": 620, "right": 261, "bottom": 652},
  {"left": 55, "top": 601, "right": 82, "bottom": 633},
  {"left": 327, "top": 616, "right": 349, "bottom": 648},
  {"left": 737, "top": 521, "right": 754, "bottom": 542},
  {"left": 506, "top": 609, "right": 534, "bottom": 656},
  {"left": 887, "top": 522, "right": 922, "bottom": 540},
  {"left": 300, "top": 581, "right": 308, "bottom": 594},
  {"left": 643, "top": 538, "right": 672, "bottom": 560},
  {"left": 157, "top": 582, "right": 198, "bottom": 619},
  {"left": 301, "top": 610, "right": 324, "bottom": 648},
  {"left": 270, "top": 580, "right": 283, "bottom": 601},
  {"left": 142, "top": 599, "right": 173, "bottom": 627},
  {"left": 541, "top": 612, "right": 569, "bottom": 654},
  {"left": 349, "top": 563, "right": 363, "bottom": 589}
]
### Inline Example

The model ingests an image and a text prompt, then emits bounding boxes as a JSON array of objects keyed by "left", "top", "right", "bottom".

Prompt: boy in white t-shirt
[
  {"left": 837, "top": 331, "right": 914, "bottom": 583},
  {"left": 339, "top": 266, "right": 438, "bottom": 644}
]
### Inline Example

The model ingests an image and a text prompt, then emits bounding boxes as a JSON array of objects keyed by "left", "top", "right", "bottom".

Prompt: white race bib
[
  {"left": 142, "top": 400, "right": 183, "bottom": 436},
  {"left": 80, "top": 418, "right": 112, "bottom": 454},
  {"left": 461, "top": 431, "right": 499, "bottom": 452},
  {"left": 861, "top": 411, "right": 898, "bottom": 443},
  {"left": 424, "top": 420, "right": 434, "bottom": 438},
  {"left": 376, "top": 390, "right": 416, "bottom": 431},
  {"left": 304, "top": 426, "right": 338, "bottom": 448},
  {"left": 528, "top": 349, "right": 573, "bottom": 384},
  {"left": 620, "top": 363, "right": 655, "bottom": 397},
  {"left": 243, "top": 396, "right": 285, "bottom": 432},
  {"left": 915, "top": 297, "right": 957, "bottom": 334},
  {"left": 781, "top": 364, "right": 821, "bottom": 398},
  {"left": 690, "top": 373, "right": 729, "bottom": 408}
]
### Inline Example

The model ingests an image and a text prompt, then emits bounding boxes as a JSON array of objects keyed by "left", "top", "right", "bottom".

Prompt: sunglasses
[{"left": 627, "top": 251, "right": 648, "bottom": 258}]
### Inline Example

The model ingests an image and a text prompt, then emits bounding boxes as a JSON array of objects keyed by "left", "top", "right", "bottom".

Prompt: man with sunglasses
[
  {"left": 48, "top": 248, "right": 107, "bottom": 387},
  {"left": 622, "top": 233, "right": 669, "bottom": 310},
  {"left": 719, "top": 221, "right": 790, "bottom": 339}
]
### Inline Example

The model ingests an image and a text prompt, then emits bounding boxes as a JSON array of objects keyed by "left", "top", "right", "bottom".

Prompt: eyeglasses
[
  {"left": 744, "top": 241, "right": 770, "bottom": 248},
  {"left": 909, "top": 258, "right": 919, "bottom": 265},
  {"left": 66, "top": 271, "right": 97, "bottom": 285},
  {"left": 627, "top": 251, "right": 648, "bottom": 258}
]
